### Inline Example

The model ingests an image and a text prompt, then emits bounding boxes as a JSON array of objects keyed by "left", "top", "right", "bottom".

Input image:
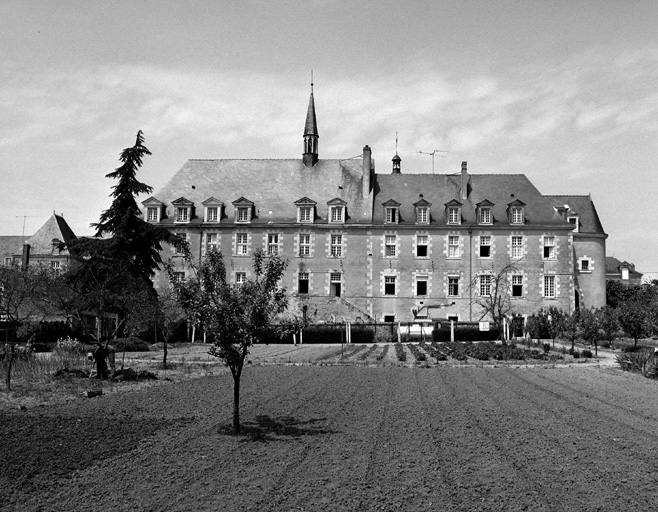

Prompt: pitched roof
[
  {"left": 0, "top": 236, "right": 25, "bottom": 258},
  {"left": 304, "top": 91, "right": 318, "bottom": 137},
  {"left": 373, "top": 173, "right": 569, "bottom": 227},
  {"left": 153, "top": 158, "right": 371, "bottom": 224},
  {"left": 26, "top": 214, "right": 77, "bottom": 255},
  {"left": 606, "top": 256, "right": 642, "bottom": 277},
  {"left": 544, "top": 195, "right": 606, "bottom": 234}
]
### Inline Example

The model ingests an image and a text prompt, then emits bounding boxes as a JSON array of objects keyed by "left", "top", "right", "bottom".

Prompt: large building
[{"left": 146, "top": 88, "right": 607, "bottom": 323}]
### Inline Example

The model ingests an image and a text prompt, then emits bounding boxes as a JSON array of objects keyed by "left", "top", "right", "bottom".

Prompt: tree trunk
[
  {"left": 163, "top": 339, "right": 168, "bottom": 369},
  {"left": 5, "top": 343, "right": 15, "bottom": 391},
  {"left": 232, "top": 371, "right": 241, "bottom": 434}
]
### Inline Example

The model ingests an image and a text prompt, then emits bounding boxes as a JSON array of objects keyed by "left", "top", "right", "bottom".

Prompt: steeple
[
  {"left": 392, "top": 132, "right": 401, "bottom": 174},
  {"left": 303, "top": 76, "right": 319, "bottom": 167}
]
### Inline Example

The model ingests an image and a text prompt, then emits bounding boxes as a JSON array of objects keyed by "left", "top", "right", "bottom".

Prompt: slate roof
[
  {"left": 373, "top": 173, "right": 570, "bottom": 227},
  {"left": 605, "top": 256, "right": 642, "bottom": 278},
  {"left": 153, "top": 158, "right": 371, "bottom": 224},
  {"left": 544, "top": 195, "right": 606, "bottom": 235},
  {"left": 0, "top": 236, "right": 25, "bottom": 259},
  {"left": 26, "top": 214, "right": 77, "bottom": 255}
]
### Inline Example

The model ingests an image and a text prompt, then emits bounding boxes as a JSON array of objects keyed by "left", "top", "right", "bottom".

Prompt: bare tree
[{"left": 469, "top": 262, "right": 519, "bottom": 345}]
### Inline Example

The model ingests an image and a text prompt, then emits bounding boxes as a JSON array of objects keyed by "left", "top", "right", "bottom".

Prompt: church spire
[{"left": 303, "top": 73, "right": 319, "bottom": 167}]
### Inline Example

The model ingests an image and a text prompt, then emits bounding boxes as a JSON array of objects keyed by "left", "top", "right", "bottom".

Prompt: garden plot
[{"left": 3, "top": 365, "right": 658, "bottom": 511}]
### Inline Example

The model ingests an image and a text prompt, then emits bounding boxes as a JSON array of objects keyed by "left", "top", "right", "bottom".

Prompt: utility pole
[{"left": 417, "top": 149, "right": 449, "bottom": 174}]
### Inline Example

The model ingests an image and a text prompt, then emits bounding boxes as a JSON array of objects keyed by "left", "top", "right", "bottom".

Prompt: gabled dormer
[
  {"left": 445, "top": 199, "right": 463, "bottom": 225},
  {"left": 232, "top": 197, "right": 254, "bottom": 223},
  {"left": 507, "top": 199, "right": 526, "bottom": 225},
  {"left": 202, "top": 197, "right": 223, "bottom": 223},
  {"left": 327, "top": 198, "right": 347, "bottom": 224},
  {"left": 382, "top": 199, "right": 401, "bottom": 224},
  {"left": 294, "top": 197, "right": 317, "bottom": 223},
  {"left": 142, "top": 197, "right": 164, "bottom": 223},
  {"left": 566, "top": 211, "right": 580, "bottom": 232},
  {"left": 413, "top": 198, "right": 431, "bottom": 224},
  {"left": 172, "top": 197, "right": 194, "bottom": 223},
  {"left": 476, "top": 199, "right": 495, "bottom": 225}
]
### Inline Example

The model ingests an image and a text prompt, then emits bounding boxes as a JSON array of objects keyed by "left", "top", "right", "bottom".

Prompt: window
[
  {"left": 448, "top": 207, "right": 460, "bottom": 224},
  {"left": 267, "top": 234, "right": 279, "bottom": 256},
  {"left": 511, "top": 236, "right": 524, "bottom": 259},
  {"left": 330, "top": 206, "right": 344, "bottom": 223},
  {"left": 174, "top": 232, "right": 188, "bottom": 255},
  {"left": 544, "top": 275, "right": 556, "bottom": 298},
  {"left": 479, "top": 208, "right": 492, "bottom": 224},
  {"left": 543, "top": 236, "right": 556, "bottom": 259},
  {"left": 568, "top": 216, "right": 579, "bottom": 232},
  {"left": 510, "top": 207, "right": 524, "bottom": 224},
  {"left": 175, "top": 207, "right": 189, "bottom": 223},
  {"left": 299, "top": 234, "right": 311, "bottom": 256},
  {"left": 330, "top": 234, "right": 342, "bottom": 257},
  {"left": 235, "top": 272, "right": 246, "bottom": 286},
  {"left": 236, "top": 233, "right": 248, "bottom": 255},
  {"left": 50, "top": 261, "right": 61, "bottom": 275},
  {"left": 298, "top": 272, "right": 309, "bottom": 294},
  {"left": 416, "top": 207, "right": 429, "bottom": 224},
  {"left": 512, "top": 275, "right": 523, "bottom": 297},
  {"left": 206, "top": 233, "right": 219, "bottom": 254},
  {"left": 580, "top": 259, "right": 590, "bottom": 272},
  {"left": 236, "top": 207, "right": 250, "bottom": 223},
  {"left": 448, "top": 276, "right": 459, "bottom": 297},
  {"left": 384, "top": 315, "right": 395, "bottom": 323},
  {"left": 621, "top": 268, "right": 629, "bottom": 280},
  {"left": 479, "top": 275, "right": 492, "bottom": 296},
  {"left": 206, "top": 207, "right": 218, "bottom": 222},
  {"left": 479, "top": 236, "right": 492, "bottom": 258},
  {"left": 385, "top": 235, "right": 397, "bottom": 257},
  {"left": 416, "top": 235, "right": 428, "bottom": 258},
  {"left": 384, "top": 275, "right": 396, "bottom": 296},
  {"left": 298, "top": 206, "right": 313, "bottom": 223},
  {"left": 385, "top": 207, "right": 398, "bottom": 224},
  {"left": 448, "top": 235, "right": 460, "bottom": 258},
  {"left": 172, "top": 271, "right": 185, "bottom": 283},
  {"left": 3, "top": 257, "right": 12, "bottom": 266},
  {"left": 330, "top": 272, "right": 341, "bottom": 297},
  {"left": 147, "top": 207, "right": 159, "bottom": 222},
  {"left": 416, "top": 275, "right": 428, "bottom": 296}
]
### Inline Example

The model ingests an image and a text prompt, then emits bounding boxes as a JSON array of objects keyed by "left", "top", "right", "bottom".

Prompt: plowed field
[{"left": 2, "top": 348, "right": 657, "bottom": 511}]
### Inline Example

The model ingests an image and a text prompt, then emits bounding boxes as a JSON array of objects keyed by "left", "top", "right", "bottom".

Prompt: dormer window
[
  {"left": 295, "top": 197, "right": 316, "bottom": 223},
  {"left": 382, "top": 199, "right": 401, "bottom": 224},
  {"left": 202, "top": 197, "right": 223, "bottom": 223},
  {"left": 142, "top": 197, "right": 164, "bottom": 223},
  {"left": 327, "top": 198, "right": 347, "bottom": 224},
  {"left": 232, "top": 197, "right": 254, "bottom": 223},
  {"left": 413, "top": 198, "right": 431, "bottom": 224},
  {"left": 477, "top": 200, "right": 494, "bottom": 225},
  {"left": 567, "top": 215, "right": 579, "bottom": 232},
  {"left": 445, "top": 200, "right": 463, "bottom": 225},
  {"left": 172, "top": 197, "right": 194, "bottom": 224},
  {"left": 507, "top": 199, "right": 526, "bottom": 225}
]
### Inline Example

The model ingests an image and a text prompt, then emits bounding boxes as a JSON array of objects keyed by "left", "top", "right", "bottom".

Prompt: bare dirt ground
[{"left": 2, "top": 344, "right": 656, "bottom": 511}]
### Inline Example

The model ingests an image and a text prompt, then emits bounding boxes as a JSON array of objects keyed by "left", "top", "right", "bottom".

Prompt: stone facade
[{"left": 147, "top": 90, "right": 607, "bottom": 322}]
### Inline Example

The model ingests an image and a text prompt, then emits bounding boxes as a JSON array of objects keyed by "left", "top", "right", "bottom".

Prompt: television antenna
[
  {"left": 417, "top": 149, "right": 449, "bottom": 174},
  {"left": 15, "top": 215, "right": 39, "bottom": 238}
]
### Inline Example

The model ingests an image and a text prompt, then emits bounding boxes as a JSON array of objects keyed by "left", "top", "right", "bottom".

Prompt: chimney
[
  {"left": 362, "top": 145, "right": 372, "bottom": 197},
  {"left": 460, "top": 161, "right": 469, "bottom": 200},
  {"left": 21, "top": 243, "right": 30, "bottom": 270}
]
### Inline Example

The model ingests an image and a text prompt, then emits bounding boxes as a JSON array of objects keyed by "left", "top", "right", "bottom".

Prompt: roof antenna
[
  {"left": 417, "top": 149, "right": 449, "bottom": 174},
  {"left": 395, "top": 132, "right": 398, "bottom": 155},
  {"left": 311, "top": 69, "right": 314, "bottom": 93}
]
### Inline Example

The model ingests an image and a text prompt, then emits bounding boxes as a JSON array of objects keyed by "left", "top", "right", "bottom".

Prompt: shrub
[
  {"left": 543, "top": 343, "right": 551, "bottom": 354},
  {"left": 112, "top": 337, "right": 150, "bottom": 352},
  {"left": 616, "top": 350, "right": 657, "bottom": 377},
  {"left": 581, "top": 349, "right": 594, "bottom": 358}
]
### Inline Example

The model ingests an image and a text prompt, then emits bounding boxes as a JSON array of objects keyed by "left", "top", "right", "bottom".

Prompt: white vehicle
[{"left": 399, "top": 319, "right": 434, "bottom": 340}]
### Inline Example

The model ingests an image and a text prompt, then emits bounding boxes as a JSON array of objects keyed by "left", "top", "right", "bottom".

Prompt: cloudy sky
[{"left": 2, "top": 1, "right": 657, "bottom": 271}]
